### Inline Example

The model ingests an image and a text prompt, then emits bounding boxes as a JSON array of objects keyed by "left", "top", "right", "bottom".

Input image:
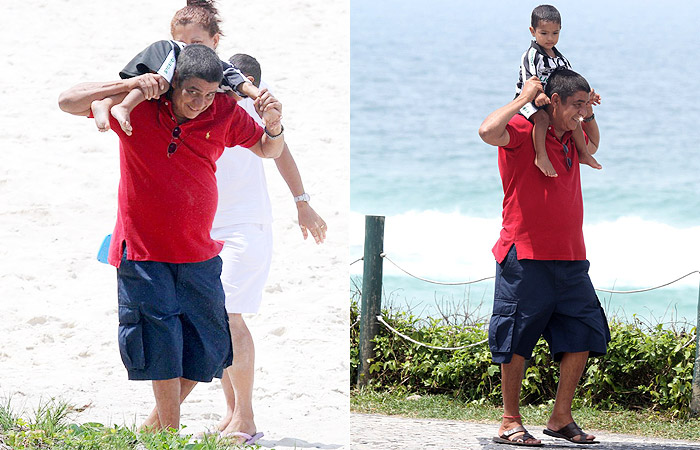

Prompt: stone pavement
[{"left": 350, "top": 413, "right": 700, "bottom": 450}]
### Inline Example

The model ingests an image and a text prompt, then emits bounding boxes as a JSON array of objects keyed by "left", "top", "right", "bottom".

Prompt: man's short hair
[
  {"left": 545, "top": 68, "right": 590, "bottom": 103},
  {"left": 229, "top": 54, "right": 261, "bottom": 88},
  {"left": 531, "top": 5, "right": 561, "bottom": 29},
  {"left": 173, "top": 44, "right": 223, "bottom": 86}
]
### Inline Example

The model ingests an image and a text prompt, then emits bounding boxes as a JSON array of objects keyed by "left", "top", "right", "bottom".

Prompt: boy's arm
[
  {"left": 222, "top": 63, "right": 260, "bottom": 99},
  {"left": 479, "top": 76, "right": 542, "bottom": 147},
  {"left": 274, "top": 144, "right": 327, "bottom": 243},
  {"left": 58, "top": 74, "right": 167, "bottom": 116}
]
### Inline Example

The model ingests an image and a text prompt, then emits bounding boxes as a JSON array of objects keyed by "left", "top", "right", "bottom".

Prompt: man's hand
[
  {"left": 520, "top": 76, "right": 544, "bottom": 103},
  {"left": 297, "top": 202, "right": 327, "bottom": 244},
  {"left": 133, "top": 73, "right": 169, "bottom": 100},
  {"left": 254, "top": 88, "right": 283, "bottom": 132},
  {"left": 588, "top": 88, "right": 601, "bottom": 106}
]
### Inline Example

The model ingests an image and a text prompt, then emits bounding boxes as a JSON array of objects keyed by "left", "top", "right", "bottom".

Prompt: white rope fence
[
  {"left": 352, "top": 252, "right": 700, "bottom": 295},
  {"left": 376, "top": 315, "right": 487, "bottom": 351}
]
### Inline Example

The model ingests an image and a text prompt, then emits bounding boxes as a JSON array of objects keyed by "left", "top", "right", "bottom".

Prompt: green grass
[
  {"left": 351, "top": 388, "right": 700, "bottom": 441},
  {"left": 0, "top": 397, "right": 262, "bottom": 450}
]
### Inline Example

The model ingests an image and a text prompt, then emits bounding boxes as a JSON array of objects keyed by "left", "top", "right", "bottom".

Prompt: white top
[{"left": 212, "top": 81, "right": 273, "bottom": 227}]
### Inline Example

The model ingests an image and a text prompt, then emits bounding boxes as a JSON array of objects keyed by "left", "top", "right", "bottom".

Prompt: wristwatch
[{"left": 294, "top": 193, "right": 310, "bottom": 203}]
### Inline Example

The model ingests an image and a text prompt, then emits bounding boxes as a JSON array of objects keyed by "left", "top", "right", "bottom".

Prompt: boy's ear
[
  {"left": 246, "top": 75, "right": 256, "bottom": 85},
  {"left": 529, "top": 26, "right": 536, "bottom": 36}
]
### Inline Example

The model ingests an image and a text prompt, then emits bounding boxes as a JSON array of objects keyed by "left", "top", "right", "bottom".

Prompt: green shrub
[{"left": 350, "top": 299, "right": 696, "bottom": 415}]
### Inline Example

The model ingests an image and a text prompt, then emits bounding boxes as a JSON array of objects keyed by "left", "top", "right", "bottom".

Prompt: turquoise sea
[{"left": 350, "top": 0, "right": 700, "bottom": 324}]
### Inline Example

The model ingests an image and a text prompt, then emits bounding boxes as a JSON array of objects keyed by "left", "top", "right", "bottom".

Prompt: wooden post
[
  {"left": 357, "top": 215, "right": 385, "bottom": 388},
  {"left": 691, "top": 279, "right": 700, "bottom": 415}
]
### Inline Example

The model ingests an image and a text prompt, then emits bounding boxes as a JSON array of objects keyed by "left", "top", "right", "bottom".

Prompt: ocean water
[{"left": 350, "top": 0, "right": 700, "bottom": 324}]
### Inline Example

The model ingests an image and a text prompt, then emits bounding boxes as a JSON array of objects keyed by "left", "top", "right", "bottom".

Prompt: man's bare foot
[
  {"left": 579, "top": 151, "right": 602, "bottom": 170},
  {"left": 91, "top": 100, "right": 111, "bottom": 132},
  {"left": 217, "top": 410, "right": 233, "bottom": 432},
  {"left": 220, "top": 418, "right": 257, "bottom": 443},
  {"left": 535, "top": 153, "right": 558, "bottom": 177},
  {"left": 110, "top": 104, "right": 133, "bottom": 136}
]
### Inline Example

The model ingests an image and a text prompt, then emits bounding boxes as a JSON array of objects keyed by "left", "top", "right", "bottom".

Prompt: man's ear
[{"left": 550, "top": 92, "right": 560, "bottom": 106}]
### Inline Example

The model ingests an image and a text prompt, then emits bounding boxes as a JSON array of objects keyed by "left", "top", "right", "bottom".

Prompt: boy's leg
[
  {"left": 220, "top": 314, "right": 257, "bottom": 439},
  {"left": 217, "top": 370, "right": 236, "bottom": 431},
  {"left": 91, "top": 93, "right": 127, "bottom": 132},
  {"left": 572, "top": 123, "right": 602, "bottom": 170},
  {"left": 110, "top": 89, "right": 146, "bottom": 136},
  {"left": 532, "top": 110, "right": 557, "bottom": 177}
]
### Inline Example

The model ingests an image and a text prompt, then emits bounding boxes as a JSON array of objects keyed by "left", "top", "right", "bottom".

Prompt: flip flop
[
  {"left": 492, "top": 425, "right": 543, "bottom": 446},
  {"left": 543, "top": 422, "right": 599, "bottom": 444},
  {"left": 221, "top": 431, "right": 264, "bottom": 444}
]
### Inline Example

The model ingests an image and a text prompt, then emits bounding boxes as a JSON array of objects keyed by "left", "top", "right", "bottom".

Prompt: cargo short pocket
[
  {"left": 118, "top": 305, "right": 145, "bottom": 370},
  {"left": 488, "top": 299, "right": 517, "bottom": 353}
]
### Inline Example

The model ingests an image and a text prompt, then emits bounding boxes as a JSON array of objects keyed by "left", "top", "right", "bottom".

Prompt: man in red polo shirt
[
  {"left": 58, "top": 44, "right": 285, "bottom": 430},
  {"left": 479, "top": 69, "right": 610, "bottom": 446}
]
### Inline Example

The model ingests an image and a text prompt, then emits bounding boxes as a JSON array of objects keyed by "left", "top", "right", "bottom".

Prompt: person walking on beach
[
  {"left": 210, "top": 53, "right": 327, "bottom": 443},
  {"left": 57, "top": 44, "right": 285, "bottom": 431},
  {"left": 478, "top": 69, "right": 610, "bottom": 446},
  {"left": 122, "top": 2, "right": 327, "bottom": 443}
]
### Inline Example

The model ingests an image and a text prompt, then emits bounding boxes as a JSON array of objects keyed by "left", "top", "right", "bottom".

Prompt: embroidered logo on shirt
[{"left": 206, "top": 131, "right": 211, "bottom": 139}]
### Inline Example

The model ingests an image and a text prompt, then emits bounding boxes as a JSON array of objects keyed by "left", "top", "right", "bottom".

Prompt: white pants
[{"left": 211, "top": 223, "right": 273, "bottom": 314}]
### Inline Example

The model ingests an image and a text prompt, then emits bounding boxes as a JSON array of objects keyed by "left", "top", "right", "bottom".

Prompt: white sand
[{"left": 0, "top": 1, "right": 348, "bottom": 448}]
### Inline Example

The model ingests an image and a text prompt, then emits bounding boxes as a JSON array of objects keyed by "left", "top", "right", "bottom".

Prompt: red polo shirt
[
  {"left": 492, "top": 114, "right": 587, "bottom": 263},
  {"left": 106, "top": 94, "right": 264, "bottom": 267}
]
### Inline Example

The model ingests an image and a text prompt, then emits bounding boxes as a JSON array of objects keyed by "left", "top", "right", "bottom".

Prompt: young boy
[
  {"left": 91, "top": 39, "right": 259, "bottom": 136},
  {"left": 516, "top": 4, "right": 601, "bottom": 177}
]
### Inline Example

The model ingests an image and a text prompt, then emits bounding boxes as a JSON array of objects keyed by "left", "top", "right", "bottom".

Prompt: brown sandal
[
  {"left": 543, "top": 422, "right": 599, "bottom": 444},
  {"left": 493, "top": 425, "right": 544, "bottom": 446}
]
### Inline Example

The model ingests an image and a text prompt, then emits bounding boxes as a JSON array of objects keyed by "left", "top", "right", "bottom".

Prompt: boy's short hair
[
  {"left": 173, "top": 44, "right": 223, "bottom": 86},
  {"left": 229, "top": 54, "right": 261, "bottom": 87},
  {"left": 545, "top": 68, "right": 590, "bottom": 103},
  {"left": 531, "top": 5, "right": 561, "bottom": 28}
]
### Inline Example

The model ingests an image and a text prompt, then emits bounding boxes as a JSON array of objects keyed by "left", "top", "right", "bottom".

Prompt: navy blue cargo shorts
[
  {"left": 116, "top": 247, "right": 233, "bottom": 381},
  {"left": 489, "top": 245, "right": 610, "bottom": 364}
]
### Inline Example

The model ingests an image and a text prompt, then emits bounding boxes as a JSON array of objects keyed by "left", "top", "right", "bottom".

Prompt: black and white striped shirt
[{"left": 515, "top": 41, "right": 572, "bottom": 95}]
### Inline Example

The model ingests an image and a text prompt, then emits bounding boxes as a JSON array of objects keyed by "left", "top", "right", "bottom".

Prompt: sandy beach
[{"left": 0, "top": 1, "right": 349, "bottom": 448}]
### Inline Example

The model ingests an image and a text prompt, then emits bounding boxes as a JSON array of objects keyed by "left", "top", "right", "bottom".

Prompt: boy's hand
[
  {"left": 255, "top": 88, "right": 283, "bottom": 131},
  {"left": 534, "top": 92, "right": 550, "bottom": 107},
  {"left": 297, "top": 202, "right": 327, "bottom": 244},
  {"left": 588, "top": 88, "right": 601, "bottom": 106},
  {"left": 520, "top": 76, "right": 543, "bottom": 103},
  {"left": 133, "top": 73, "right": 168, "bottom": 100}
]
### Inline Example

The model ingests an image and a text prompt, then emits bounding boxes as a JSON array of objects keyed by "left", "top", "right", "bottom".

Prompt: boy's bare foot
[
  {"left": 91, "top": 100, "right": 111, "bottom": 132},
  {"left": 220, "top": 418, "right": 258, "bottom": 443},
  {"left": 535, "top": 153, "right": 558, "bottom": 177},
  {"left": 579, "top": 151, "right": 602, "bottom": 170},
  {"left": 110, "top": 104, "right": 133, "bottom": 136}
]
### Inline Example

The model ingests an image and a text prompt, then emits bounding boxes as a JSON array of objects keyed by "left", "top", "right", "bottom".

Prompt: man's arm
[
  {"left": 274, "top": 144, "right": 327, "bottom": 244},
  {"left": 247, "top": 89, "right": 284, "bottom": 158},
  {"left": 582, "top": 89, "right": 600, "bottom": 154},
  {"left": 479, "top": 76, "right": 543, "bottom": 147},
  {"left": 58, "top": 74, "right": 168, "bottom": 116}
]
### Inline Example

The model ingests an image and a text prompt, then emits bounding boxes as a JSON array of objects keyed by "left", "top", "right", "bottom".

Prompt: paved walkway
[{"left": 350, "top": 413, "right": 700, "bottom": 450}]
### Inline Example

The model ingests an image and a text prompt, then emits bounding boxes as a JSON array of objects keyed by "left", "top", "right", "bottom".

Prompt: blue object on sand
[{"left": 97, "top": 234, "right": 111, "bottom": 264}]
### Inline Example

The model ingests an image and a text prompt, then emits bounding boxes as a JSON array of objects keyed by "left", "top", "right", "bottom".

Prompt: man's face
[
  {"left": 171, "top": 77, "right": 220, "bottom": 122},
  {"left": 551, "top": 90, "right": 589, "bottom": 132}
]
